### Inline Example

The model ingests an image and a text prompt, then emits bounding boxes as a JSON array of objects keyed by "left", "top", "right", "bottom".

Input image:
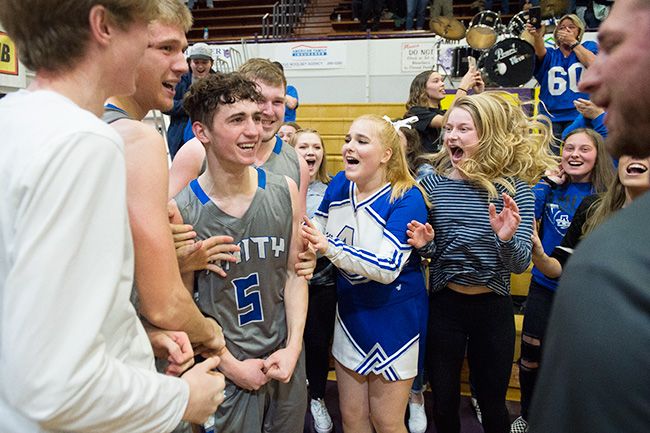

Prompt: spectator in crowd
[
  {"left": 530, "top": 155, "right": 650, "bottom": 281},
  {"left": 406, "top": 0, "right": 428, "bottom": 30},
  {"left": 398, "top": 120, "right": 435, "bottom": 182},
  {"left": 430, "top": 0, "right": 453, "bottom": 19},
  {"left": 408, "top": 92, "right": 556, "bottom": 433},
  {"left": 272, "top": 61, "right": 300, "bottom": 122},
  {"left": 292, "top": 129, "right": 338, "bottom": 433},
  {"left": 526, "top": 15, "right": 597, "bottom": 151},
  {"left": 166, "top": 42, "right": 214, "bottom": 160},
  {"left": 510, "top": 127, "right": 614, "bottom": 433},
  {"left": 359, "top": 0, "right": 385, "bottom": 31},
  {"left": 405, "top": 68, "right": 484, "bottom": 153},
  {"left": 279, "top": 121, "right": 301, "bottom": 143}
]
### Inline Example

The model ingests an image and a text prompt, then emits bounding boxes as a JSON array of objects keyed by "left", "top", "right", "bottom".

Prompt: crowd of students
[{"left": 1, "top": 1, "right": 649, "bottom": 433}]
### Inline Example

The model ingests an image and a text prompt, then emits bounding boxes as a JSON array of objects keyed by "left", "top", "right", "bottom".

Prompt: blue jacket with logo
[{"left": 532, "top": 181, "right": 595, "bottom": 291}]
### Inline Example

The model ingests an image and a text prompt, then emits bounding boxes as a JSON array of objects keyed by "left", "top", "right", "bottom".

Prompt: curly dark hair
[{"left": 183, "top": 72, "right": 264, "bottom": 128}]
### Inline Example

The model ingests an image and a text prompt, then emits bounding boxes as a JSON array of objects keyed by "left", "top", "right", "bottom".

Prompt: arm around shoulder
[{"left": 169, "top": 137, "right": 206, "bottom": 199}]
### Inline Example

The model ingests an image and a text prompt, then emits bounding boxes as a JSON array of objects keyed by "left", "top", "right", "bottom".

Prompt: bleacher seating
[
  {"left": 328, "top": 0, "right": 521, "bottom": 35},
  {"left": 187, "top": 0, "right": 277, "bottom": 42},
  {"left": 187, "top": 0, "right": 528, "bottom": 42}
]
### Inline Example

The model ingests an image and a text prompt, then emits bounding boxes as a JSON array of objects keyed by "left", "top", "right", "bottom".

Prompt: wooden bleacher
[
  {"left": 299, "top": 101, "right": 533, "bottom": 400},
  {"left": 187, "top": 0, "right": 276, "bottom": 42},
  {"left": 328, "top": 0, "right": 521, "bottom": 35},
  {"left": 188, "top": 0, "right": 529, "bottom": 43}
]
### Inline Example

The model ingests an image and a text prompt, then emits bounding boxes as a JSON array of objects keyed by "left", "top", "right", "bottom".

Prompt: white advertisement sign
[
  {"left": 274, "top": 42, "right": 346, "bottom": 70},
  {"left": 401, "top": 42, "right": 439, "bottom": 73}
]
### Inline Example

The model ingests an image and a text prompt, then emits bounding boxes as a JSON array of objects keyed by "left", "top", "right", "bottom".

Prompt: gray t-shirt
[{"left": 261, "top": 136, "right": 301, "bottom": 189}]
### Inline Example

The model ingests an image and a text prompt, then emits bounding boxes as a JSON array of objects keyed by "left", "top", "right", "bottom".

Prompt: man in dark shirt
[{"left": 529, "top": 0, "right": 650, "bottom": 431}]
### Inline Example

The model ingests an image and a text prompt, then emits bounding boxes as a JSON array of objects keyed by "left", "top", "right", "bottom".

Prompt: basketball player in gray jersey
[
  {"left": 168, "top": 59, "right": 309, "bottom": 208},
  {"left": 176, "top": 73, "right": 308, "bottom": 432}
]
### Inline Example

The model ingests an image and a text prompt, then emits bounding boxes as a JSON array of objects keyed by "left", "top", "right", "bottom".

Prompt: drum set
[{"left": 429, "top": 10, "right": 540, "bottom": 87}]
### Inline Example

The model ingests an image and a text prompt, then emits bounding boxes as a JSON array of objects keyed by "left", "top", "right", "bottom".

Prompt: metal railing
[
  {"left": 212, "top": 43, "right": 246, "bottom": 73},
  {"left": 262, "top": 0, "right": 308, "bottom": 39}
]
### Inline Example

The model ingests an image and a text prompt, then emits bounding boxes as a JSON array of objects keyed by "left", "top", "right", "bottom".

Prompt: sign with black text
[{"left": 0, "top": 31, "right": 18, "bottom": 75}]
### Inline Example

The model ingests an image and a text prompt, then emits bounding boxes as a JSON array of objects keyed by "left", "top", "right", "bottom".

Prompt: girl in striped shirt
[{"left": 407, "top": 92, "right": 556, "bottom": 433}]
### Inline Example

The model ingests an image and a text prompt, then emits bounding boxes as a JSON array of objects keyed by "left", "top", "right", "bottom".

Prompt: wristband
[
  {"left": 457, "top": 87, "right": 468, "bottom": 93},
  {"left": 569, "top": 41, "right": 580, "bottom": 50},
  {"left": 541, "top": 176, "right": 558, "bottom": 189}
]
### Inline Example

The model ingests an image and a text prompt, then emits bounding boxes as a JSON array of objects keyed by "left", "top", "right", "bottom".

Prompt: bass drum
[
  {"left": 482, "top": 37, "right": 535, "bottom": 87},
  {"left": 466, "top": 10, "right": 501, "bottom": 49},
  {"left": 451, "top": 46, "right": 483, "bottom": 77},
  {"left": 507, "top": 11, "right": 535, "bottom": 45}
]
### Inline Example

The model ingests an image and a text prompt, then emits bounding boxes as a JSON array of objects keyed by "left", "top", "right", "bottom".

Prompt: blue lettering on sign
[{"left": 291, "top": 47, "right": 327, "bottom": 57}]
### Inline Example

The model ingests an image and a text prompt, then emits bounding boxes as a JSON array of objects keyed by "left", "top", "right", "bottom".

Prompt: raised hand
[
  {"left": 525, "top": 23, "right": 545, "bottom": 40},
  {"left": 545, "top": 165, "right": 567, "bottom": 186},
  {"left": 489, "top": 193, "right": 522, "bottom": 242},
  {"left": 301, "top": 216, "right": 329, "bottom": 254},
  {"left": 295, "top": 240, "right": 317, "bottom": 280},
  {"left": 473, "top": 71, "right": 485, "bottom": 94},
  {"left": 406, "top": 220, "right": 435, "bottom": 249},
  {"left": 574, "top": 98, "right": 605, "bottom": 120}
]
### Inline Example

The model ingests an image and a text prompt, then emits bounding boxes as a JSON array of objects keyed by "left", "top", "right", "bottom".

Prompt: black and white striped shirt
[{"left": 419, "top": 174, "right": 534, "bottom": 296}]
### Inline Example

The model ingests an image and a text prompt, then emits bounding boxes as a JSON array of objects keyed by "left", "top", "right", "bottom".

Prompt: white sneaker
[
  {"left": 510, "top": 416, "right": 529, "bottom": 433},
  {"left": 310, "top": 398, "right": 333, "bottom": 433},
  {"left": 408, "top": 400, "right": 427, "bottom": 433},
  {"left": 471, "top": 397, "right": 482, "bottom": 424}
]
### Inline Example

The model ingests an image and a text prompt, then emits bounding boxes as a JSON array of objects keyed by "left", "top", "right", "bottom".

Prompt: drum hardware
[
  {"left": 481, "top": 37, "right": 535, "bottom": 87},
  {"left": 466, "top": 10, "right": 501, "bottom": 50},
  {"left": 451, "top": 46, "right": 483, "bottom": 77},
  {"left": 430, "top": 16, "right": 467, "bottom": 41},
  {"left": 507, "top": 11, "right": 535, "bottom": 44},
  {"left": 431, "top": 36, "right": 456, "bottom": 88}
]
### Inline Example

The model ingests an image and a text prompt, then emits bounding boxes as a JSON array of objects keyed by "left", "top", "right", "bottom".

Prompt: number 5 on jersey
[{"left": 233, "top": 273, "right": 264, "bottom": 326}]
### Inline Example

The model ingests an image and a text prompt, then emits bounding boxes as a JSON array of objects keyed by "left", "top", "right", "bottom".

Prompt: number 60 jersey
[{"left": 175, "top": 168, "right": 293, "bottom": 360}]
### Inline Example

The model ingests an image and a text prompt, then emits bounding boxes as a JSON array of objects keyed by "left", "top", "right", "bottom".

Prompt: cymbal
[
  {"left": 540, "top": 0, "right": 569, "bottom": 17},
  {"left": 430, "top": 16, "right": 466, "bottom": 40}
]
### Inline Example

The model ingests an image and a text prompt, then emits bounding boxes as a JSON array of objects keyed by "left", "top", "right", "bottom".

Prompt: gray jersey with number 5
[{"left": 175, "top": 168, "right": 293, "bottom": 360}]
